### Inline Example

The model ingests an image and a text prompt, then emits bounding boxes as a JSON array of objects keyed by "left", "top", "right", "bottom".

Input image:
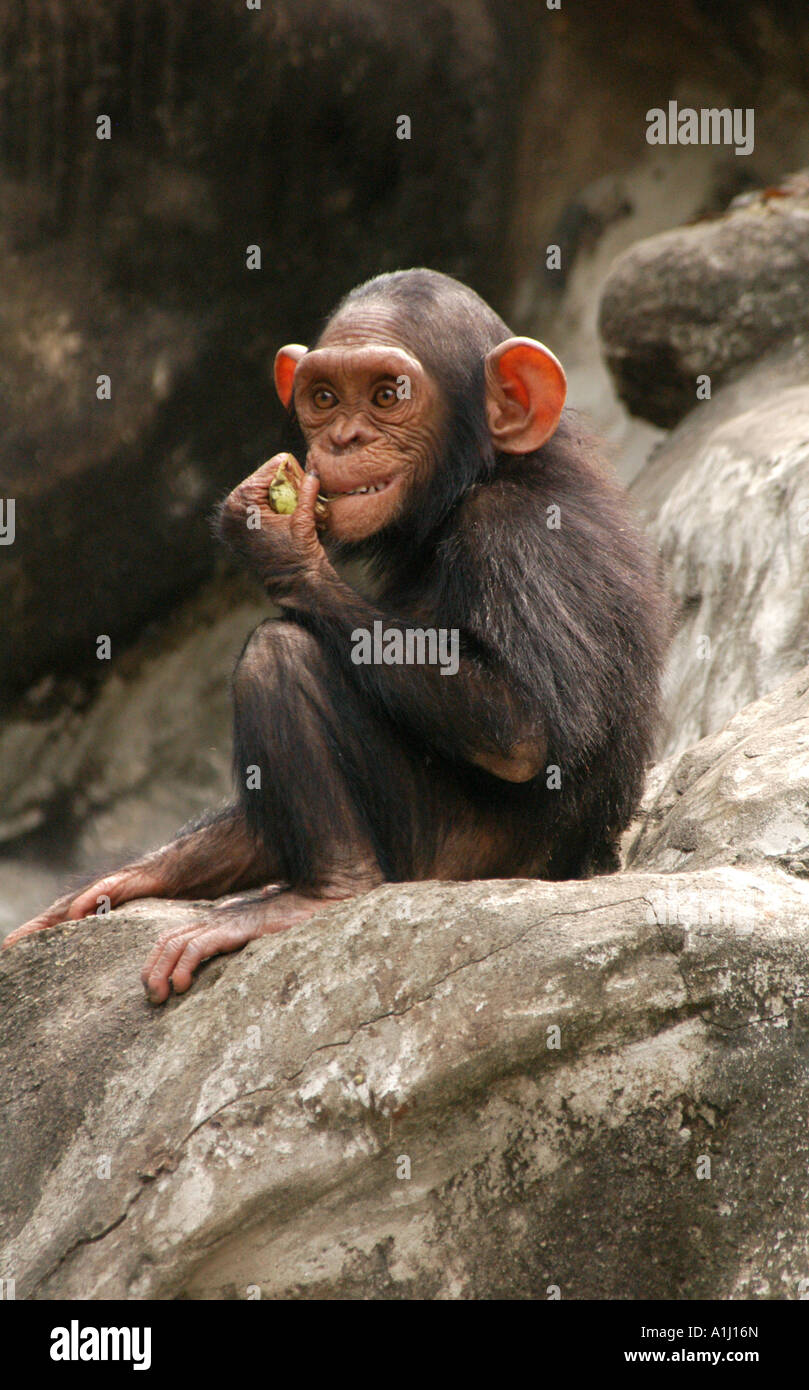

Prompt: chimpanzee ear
[
  {"left": 484, "top": 337, "right": 567, "bottom": 453},
  {"left": 273, "top": 344, "right": 308, "bottom": 408}
]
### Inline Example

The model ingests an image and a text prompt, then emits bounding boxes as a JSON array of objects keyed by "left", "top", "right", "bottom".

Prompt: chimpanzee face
[
  {"left": 276, "top": 307, "right": 445, "bottom": 542},
  {"left": 274, "top": 296, "right": 567, "bottom": 543}
]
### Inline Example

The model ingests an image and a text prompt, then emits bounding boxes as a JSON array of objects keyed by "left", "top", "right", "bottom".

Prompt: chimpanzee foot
[{"left": 141, "top": 886, "right": 352, "bottom": 1004}]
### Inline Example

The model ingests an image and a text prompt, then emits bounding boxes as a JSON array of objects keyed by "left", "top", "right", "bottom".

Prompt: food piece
[
  {"left": 268, "top": 455, "right": 299, "bottom": 514},
  {"left": 267, "top": 453, "right": 328, "bottom": 523}
]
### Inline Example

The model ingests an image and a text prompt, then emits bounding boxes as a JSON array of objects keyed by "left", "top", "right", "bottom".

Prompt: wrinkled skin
[
  {"left": 290, "top": 310, "right": 444, "bottom": 546},
  {"left": 217, "top": 460, "right": 333, "bottom": 605}
]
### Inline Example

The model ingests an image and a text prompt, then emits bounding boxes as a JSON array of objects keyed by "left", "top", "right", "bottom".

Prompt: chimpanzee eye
[
  {"left": 373, "top": 384, "right": 397, "bottom": 407},
  {"left": 312, "top": 388, "right": 337, "bottom": 409}
]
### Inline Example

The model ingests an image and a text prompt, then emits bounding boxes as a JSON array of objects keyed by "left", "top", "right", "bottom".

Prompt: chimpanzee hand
[
  {"left": 217, "top": 455, "right": 334, "bottom": 604},
  {"left": 140, "top": 888, "right": 342, "bottom": 1003},
  {"left": 3, "top": 865, "right": 164, "bottom": 949}
]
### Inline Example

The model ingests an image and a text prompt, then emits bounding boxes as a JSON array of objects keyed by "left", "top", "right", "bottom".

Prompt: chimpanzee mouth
[{"left": 325, "top": 479, "right": 394, "bottom": 499}]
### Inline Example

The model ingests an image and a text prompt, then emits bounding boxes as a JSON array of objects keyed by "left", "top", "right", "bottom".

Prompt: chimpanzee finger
[
  {"left": 3, "top": 905, "right": 70, "bottom": 948},
  {"left": 289, "top": 471, "right": 320, "bottom": 538},
  {"left": 167, "top": 920, "right": 257, "bottom": 995},
  {"left": 246, "top": 452, "right": 303, "bottom": 489},
  {"left": 65, "top": 872, "right": 133, "bottom": 922},
  {"left": 269, "top": 451, "right": 303, "bottom": 480},
  {"left": 141, "top": 922, "right": 205, "bottom": 1001},
  {"left": 142, "top": 919, "right": 251, "bottom": 1003},
  {"left": 3, "top": 877, "right": 117, "bottom": 947}
]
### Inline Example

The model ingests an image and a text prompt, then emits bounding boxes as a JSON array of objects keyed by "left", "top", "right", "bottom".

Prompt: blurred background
[{"left": 2, "top": 0, "right": 809, "bottom": 932}]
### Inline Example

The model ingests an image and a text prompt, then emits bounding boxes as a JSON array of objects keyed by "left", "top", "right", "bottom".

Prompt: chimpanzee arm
[
  {"left": 283, "top": 547, "right": 545, "bottom": 781},
  {"left": 216, "top": 464, "right": 542, "bottom": 776}
]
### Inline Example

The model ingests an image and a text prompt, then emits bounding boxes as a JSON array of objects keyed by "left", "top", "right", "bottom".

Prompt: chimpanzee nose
[{"left": 327, "top": 414, "right": 374, "bottom": 450}]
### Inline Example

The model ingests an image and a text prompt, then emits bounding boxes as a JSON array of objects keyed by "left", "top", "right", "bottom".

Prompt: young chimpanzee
[{"left": 5, "top": 269, "right": 670, "bottom": 1001}]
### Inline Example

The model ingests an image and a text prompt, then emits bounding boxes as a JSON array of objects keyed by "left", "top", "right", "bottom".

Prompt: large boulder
[
  {"left": 0, "top": 573, "right": 266, "bottom": 936},
  {"left": 2, "top": 872, "right": 809, "bottom": 1300},
  {"left": 629, "top": 342, "right": 809, "bottom": 758},
  {"left": 625, "top": 665, "right": 809, "bottom": 879},
  {"left": 599, "top": 173, "right": 809, "bottom": 428},
  {"left": 4, "top": 652, "right": 809, "bottom": 1299}
]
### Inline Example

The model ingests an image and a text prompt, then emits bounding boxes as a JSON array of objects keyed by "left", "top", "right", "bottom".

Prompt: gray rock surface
[
  {"left": 625, "top": 666, "right": 809, "bottom": 880},
  {"left": 599, "top": 173, "right": 809, "bottom": 427},
  {"left": 630, "top": 343, "right": 809, "bottom": 759},
  {"left": 0, "top": 575, "right": 264, "bottom": 933},
  {"left": 0, "top": 577, "right": 262, "bottom": 856},
  {"left": 2, "top": 855, "right": 809, "bottom": 1299}
]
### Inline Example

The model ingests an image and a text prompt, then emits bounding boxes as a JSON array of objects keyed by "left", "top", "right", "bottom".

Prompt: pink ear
[
  {"left": 484, "top": 337, "right": 567, "bottom": 453},
  {"left": 273, "top": 344, "right": 308, "bottom": 407}
]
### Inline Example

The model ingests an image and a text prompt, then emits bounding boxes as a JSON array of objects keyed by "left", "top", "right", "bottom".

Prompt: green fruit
[
  {"left": 266, "top": 453, "right": 328, "bottom": 523},
  {"left": 268, "top": 477, "right": 298, "bottom": 514},
  {"left": 268, "top": 456, "right": 299, "bottom": 514}
]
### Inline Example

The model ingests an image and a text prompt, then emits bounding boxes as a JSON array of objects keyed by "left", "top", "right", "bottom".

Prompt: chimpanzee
[{"left": 5, "top": 269, "right": 670, "bottom": 1002}]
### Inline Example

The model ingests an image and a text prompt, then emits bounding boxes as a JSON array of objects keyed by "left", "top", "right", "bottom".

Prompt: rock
[
  {"left": 630, "top": 342, "right": 809, "bottom": 758},
  {"left": 0, "top": 229, "right": 259, "bottom": 707},
  {"left": 624, "top": 665, "right": 809, "bottom": 879},
  {"left": 2, "top": 862, "right": 809, "bottom": 1300},
  {"left": 0, "top": 0, "right": 516, "bottom": 703},
  {"left": 0, "top": 861, "right": 65, "bottom": 942},
  {"left": 598, "top": 172, "right": 809, "bottom": 427},
  {"left": 0, "top": 576, "right": 267, "bottom": 927}
]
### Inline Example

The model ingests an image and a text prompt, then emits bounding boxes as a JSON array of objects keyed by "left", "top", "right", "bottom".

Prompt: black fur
[{"left": 229, "top": 269, "right": 671, "bottom": 887}]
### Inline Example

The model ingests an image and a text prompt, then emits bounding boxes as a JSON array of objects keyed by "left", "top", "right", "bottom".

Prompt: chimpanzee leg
[
  {"left": 140, "top": 620, "right": 386, "bottom": 1001},
  {"left": 230, "top": 619, "right": 386, "bottom": 893},
  {"left": 230, "top": 617, "right": 550, "bottom": 889},
  {"left": 142, "top": 619, "right": 546, "bottom": 1002}
]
